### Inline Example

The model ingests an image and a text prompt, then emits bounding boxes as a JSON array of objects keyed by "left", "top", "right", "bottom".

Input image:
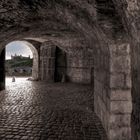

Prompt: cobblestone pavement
[{"left": 0, "top": 77, "right": 107, "bottom": 140}]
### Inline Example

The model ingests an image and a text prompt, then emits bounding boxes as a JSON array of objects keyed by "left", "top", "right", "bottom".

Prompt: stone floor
[{"left": 0, "top": 77, "right": 107, "bottom": 140}]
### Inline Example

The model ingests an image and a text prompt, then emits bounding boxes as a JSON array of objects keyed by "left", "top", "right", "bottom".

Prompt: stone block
[
  {"left": 110, "top": 89, "right": 132, "bottom": 101},
  {"left": 110, "top": 73, "right": 125, "bottom": 88},
  {"left": 125, "top": 74, "right": 132, "bottom": 88},
  {"left": 110, "top": 100, "right": 132, "bottom": 114},
  {"left": 109, "top": 127, "right": 131, "bottom": 140},
  {"left": 110, "top": 114, "right": 131, "bottom": 129},
  {"left": 110, "top": 43, "right": 130, "bottom": 56},
  {"left": 110, "top": 55, "right": 131, "bottom": 73},
  {"left": 116, "top": 43, "right": 130, "bottom": 55}
]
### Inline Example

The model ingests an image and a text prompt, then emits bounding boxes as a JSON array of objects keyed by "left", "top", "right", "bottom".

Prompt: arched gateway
[
  {"left": 0, "top": 0, "right": 137, "bottom": 139},
  {"left": 0, "top": 40, "right": 39, "bottom": 89}
]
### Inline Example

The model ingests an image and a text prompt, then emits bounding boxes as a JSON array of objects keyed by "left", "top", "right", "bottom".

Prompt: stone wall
[
  {"left": 32, "top": 50, "right": 39, "bottom": 80},
  {"left": 0, "top": 1, "right": 138, "bottom": 139},
  {"left": 109, "top": 43, "right": 132, "bottom": 140},
  {"left": 40, "top": 42, "right": 56, "bottom": 82},
  {"left": 40, "top": 43, "right": 94, "bottom": 84},
  {"left": 94, "top": 48, "right": 110, "bottom": 136},
  {"left": 94, "top": 43, "right": 132, "bottom": 140},
  {"left": 67, "top": 50, "right": 94, "bottom": 84}
]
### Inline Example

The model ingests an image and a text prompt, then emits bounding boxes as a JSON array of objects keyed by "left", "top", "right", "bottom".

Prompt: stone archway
[
  {"left": 0, "top": 1, "right": 135, "bottom": 139},
  {"left": 21, "top": 41, "right": 39, "bottom": 80},
  {"left": 40, "top": 42, "right": 56, "bottom": 82},
  {"left": 0, "top": 40, "right": 39, "bottom": 89}
]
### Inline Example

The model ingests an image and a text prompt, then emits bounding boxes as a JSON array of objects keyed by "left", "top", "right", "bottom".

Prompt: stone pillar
[
  {"left": 109, "top": 43, "right": 132, "bottom": 140},
  {"left": 32, "top": 50, "right": 39, "bottom": 80},
  {"left": 130, "top": 41, "right": 140, "bottom": 140},
  {"left": 94, "top": 51, "right": 110, "bottom": 138},
  {"left": 0, "top": 49, "right": 5, "bottom": 90},
  {"left": 40, "top": 42, "right": 56, "bottom": 82}
]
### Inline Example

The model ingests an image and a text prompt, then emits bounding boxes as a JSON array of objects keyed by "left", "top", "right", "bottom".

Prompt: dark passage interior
[
  {"left": 0, "top": 0, "right": 139, "bottom": 140},
  {"left": 55, "top": 47, "right": 67, "bottom": 82},
  {"left": 0, "top": 49, "right": 5, "bottom": 90}
]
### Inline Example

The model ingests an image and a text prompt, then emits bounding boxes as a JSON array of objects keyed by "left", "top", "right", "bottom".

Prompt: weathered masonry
[{"left": 0, "top": 0, "right": 140, "bottom": 140}]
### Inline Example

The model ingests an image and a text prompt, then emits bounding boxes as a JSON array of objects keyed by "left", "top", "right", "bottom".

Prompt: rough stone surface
[
  {"left": 109, "top": 43, "right": 132, "bottom": 140},
  {"left": 0, "top": 0, "right": 139, "bottom": 139},
  {"left": 0, "top": 78, "right": 107, "bottom": 140}
]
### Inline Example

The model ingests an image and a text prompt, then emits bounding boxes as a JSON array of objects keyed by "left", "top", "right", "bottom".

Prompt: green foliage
[{"left": 6, "top": 58, "right": 33, "bottom": 68}]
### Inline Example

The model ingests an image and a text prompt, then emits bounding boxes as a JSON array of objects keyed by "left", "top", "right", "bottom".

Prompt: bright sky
[{"left": 6, "top": 41, "right": 33, "bottom": 60}]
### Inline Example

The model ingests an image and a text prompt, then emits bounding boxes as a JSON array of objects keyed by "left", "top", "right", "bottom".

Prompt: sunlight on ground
[{"left": 6, "top": 77, "right": 30, "bottom": 86}]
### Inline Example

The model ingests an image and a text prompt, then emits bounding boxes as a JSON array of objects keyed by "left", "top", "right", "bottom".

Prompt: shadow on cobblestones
[{"left": 0, "top": 77, "right": 107, "bottom": 140}]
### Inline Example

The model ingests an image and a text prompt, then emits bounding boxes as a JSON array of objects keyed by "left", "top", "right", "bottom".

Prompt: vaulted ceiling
[{"left": 0, "top": 0, "right": 139, "bottom": 48}]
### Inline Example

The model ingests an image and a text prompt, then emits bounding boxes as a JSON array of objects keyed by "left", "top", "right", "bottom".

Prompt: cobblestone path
[{"left": 0, "top": 78, "right": 107, "bottom": 140}]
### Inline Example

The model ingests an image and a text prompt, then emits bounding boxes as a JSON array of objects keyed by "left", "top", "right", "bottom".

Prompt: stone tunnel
[{"left": 0, "top": 0, "right": 139, "bottom": 140}]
